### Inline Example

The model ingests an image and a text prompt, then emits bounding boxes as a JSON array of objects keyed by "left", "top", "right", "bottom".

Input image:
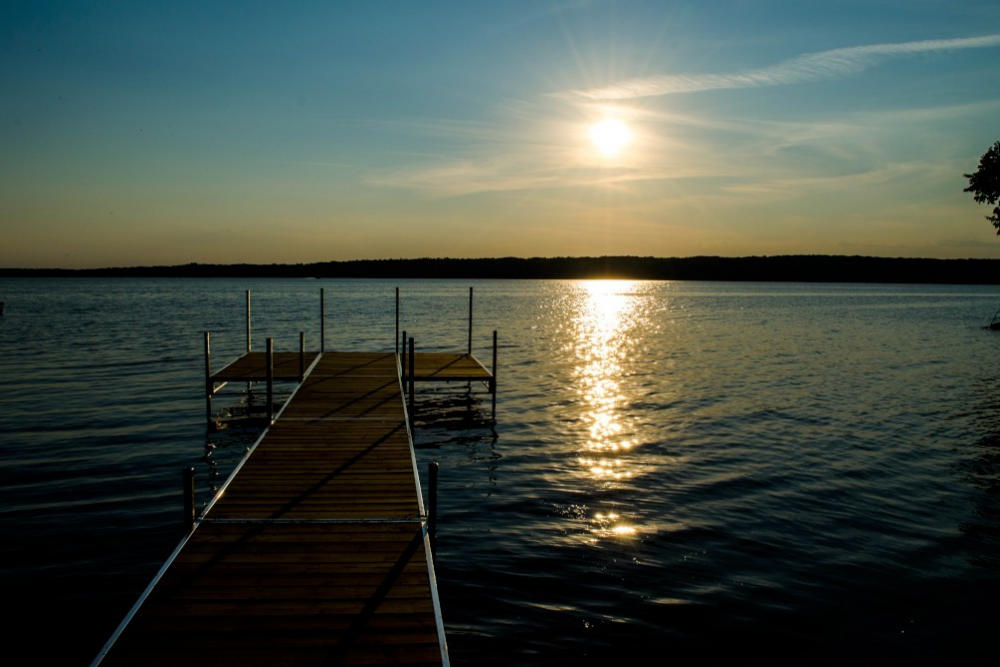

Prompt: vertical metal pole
[
  {"left": 408, "top": 337, "right": 415, "bottom": 426},
  {"left": 428, "top": 461, "right": 439, "bottom": 556},
  {"left": 246, "top": 290, "right": 251, "bottom": 352},
  {"left": 204, "top": 331, "right": 212, "bottom": 424},
  {"left": 320, "top": 288, "right": 326, "bottom": 353},
  {"left": 395, "top": 286, "right": 400, "bottom": 356},
  {"left": 245, "top": 290, "right": 252, "bottom": 395},
  {"left": 468, "top": 286, "right": 473, "bottom": 354},
  {"left": 491, "top": 329, "right": 498, "bottom": 422},
  {"left": 401, "top": 329, "right": 407, "bottom": 390},
  {"left": 183, "top": 466, "right": 195, "bottom": 532},
  {"left": 266, "top": 337, "right": 274, "bottom": 424},
  {"left": 299, "top": 331, "right": 305, "bottom": 382}
]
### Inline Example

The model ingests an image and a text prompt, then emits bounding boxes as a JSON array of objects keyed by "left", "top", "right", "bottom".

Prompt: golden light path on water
[{"left": 570, "top": 280, "right": 647, "bottom": 542}]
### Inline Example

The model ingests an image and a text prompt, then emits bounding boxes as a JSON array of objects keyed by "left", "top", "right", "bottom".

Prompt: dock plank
[
  {"left": 411, "top": 352, "right": 492, "bottom": 382},
  {"left": 212, "top": 352, "right": 320, "bottom": 382}
]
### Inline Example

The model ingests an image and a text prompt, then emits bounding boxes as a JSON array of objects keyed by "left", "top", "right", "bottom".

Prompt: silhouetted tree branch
[{"left": 965, "top": 140, "right": 1000, "bottom": 233}]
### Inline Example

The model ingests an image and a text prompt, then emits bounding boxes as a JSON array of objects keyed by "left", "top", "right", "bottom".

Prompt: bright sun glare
[{"left": 589, "top": 118, "right": 632, "bottom": 158}]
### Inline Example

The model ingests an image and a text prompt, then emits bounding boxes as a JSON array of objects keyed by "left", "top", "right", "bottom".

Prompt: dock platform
[
  {"left": 212, "top": 351, "right": 321, "bottom": 382},
  {"left": 95, "top": 352, "right": 448, "bottom": 666},
  {"left": 409, "top": 352, "right": 493, "bottom": 383}
]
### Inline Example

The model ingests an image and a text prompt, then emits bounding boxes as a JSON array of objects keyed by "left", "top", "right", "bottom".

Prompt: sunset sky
[{"left": 3, "top": 1, "right": 1000, "bottom": 268}]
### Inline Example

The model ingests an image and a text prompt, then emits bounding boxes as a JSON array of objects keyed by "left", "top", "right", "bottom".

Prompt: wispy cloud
[
  {"left": 568, "top": 34, "right": 1000, "bottom": 100},
  {"left": 370, "top": 97, "right": 999, "bottom": 198}
]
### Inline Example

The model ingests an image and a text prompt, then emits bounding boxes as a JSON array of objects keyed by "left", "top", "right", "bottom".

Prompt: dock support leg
[
  {"left": 320, "top": 288, "right": 326, "bottom": 353},
  {"left": 299, "top": 331, "right": 305, "bottom": 382},
  {"left": 246, "top": 290, "right": 251, "bottom": 352},
  {"left": 204, "top": 331, "right": 212, "bottom": 425},
  {"left": 395, "top": 286, "right": 400, "bottom": 356},
  {"left": 491, "top": 329, "right": 498, "bottom": 423},
  {"left": 408, "top": 337, "right": 415, "bottom": 427},
  {"left": 468, "top": 286, "right": 473, "bottom": 354},
  {"left": 183, "top": 466, "right": 195, "bottom": 532},
  {"left": 428, "top": 461, "right": 439, "bottom": 557},
  {"left": 245, "top": 290, "right": 252, "bottom": 396},
  {"left": 401, "top": 329, "right": 407, "bottom": 390},
  {"left": 266, "top": 337, "right": 274, "bottom": 424}
]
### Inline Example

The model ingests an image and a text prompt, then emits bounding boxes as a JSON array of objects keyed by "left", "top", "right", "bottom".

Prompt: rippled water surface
[{"left": 3, "top": 278, "right": 1000, "bottom": 664}]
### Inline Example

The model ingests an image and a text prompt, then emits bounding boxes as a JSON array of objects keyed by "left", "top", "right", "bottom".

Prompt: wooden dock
[
  {"left": 96, "top": 286, "right": 499, "bottom": 665},
  {"left": 213, "top": 351, "right": 321, "bottom": 382},
  {"left": 95, "top": 351, "right": 451, "bottom": 666},
  {"left": 398, "top": 329, "right": 498, "bottom": 423},
  {"left": 409, "top": 352, "right": 493, "bottom": 383}
]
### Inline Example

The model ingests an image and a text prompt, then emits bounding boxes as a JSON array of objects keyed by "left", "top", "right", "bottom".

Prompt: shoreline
[{"left": 3, "top": 254, "right": 1000, "bottom": 284}]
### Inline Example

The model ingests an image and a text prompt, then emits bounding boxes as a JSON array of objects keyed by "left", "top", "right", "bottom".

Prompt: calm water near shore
[{"left": 3, "top": 277, "right": 1000, "bottom": 664}]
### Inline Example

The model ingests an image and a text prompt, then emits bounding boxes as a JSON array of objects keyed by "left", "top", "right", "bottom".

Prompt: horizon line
[{"left": 4, "top": 253, "right": 1000, "bottom": 273}]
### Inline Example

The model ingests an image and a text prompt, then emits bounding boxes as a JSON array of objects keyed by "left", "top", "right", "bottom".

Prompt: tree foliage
[{"left": 965, "top": 140, "right": 1000, "bottom": 233}]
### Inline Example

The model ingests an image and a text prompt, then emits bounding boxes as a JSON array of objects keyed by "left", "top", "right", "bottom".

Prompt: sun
[{"left": 589, "top": 118, "right": 632, "bottom": 158}]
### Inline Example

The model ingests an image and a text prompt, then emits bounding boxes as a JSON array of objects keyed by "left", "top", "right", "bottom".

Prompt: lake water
[{"left": 2, "top": 278, "right": 1000, "bottom": 665}]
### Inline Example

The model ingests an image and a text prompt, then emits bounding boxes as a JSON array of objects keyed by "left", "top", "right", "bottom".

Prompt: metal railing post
[
  {"left": 491, "top": 329, "right": 498, "bottom": 423},
  {"left": 408, "top": 337, "right": 415, "bottom": 425},
  {"left": 401, "top": 329, "right": 407, "bottom": 390},
  {"left": 246, "top": 290, "right": 251, "bottom": 352},
  {"left": 183, "top": 466, "right": 195, "bottom": 532},
  {"left": 299, "top": 331, "right": 305, "bottom": 382},
  {"left": 468, "top": 286, "right": 473, "bottom": 354},
  {"left": 320, "top": 288, "right": 326, "bottom": 352},
  {"left": 428, "top": 461, "right": 439, "bottom": 556},
  {"left": 204, "top": 331, "right": 212, "bottom": 424},
  {"left": 395, "top": 286, "right": 400, "bottom": 356},
  {"left": 246, "top": 290, "right": 253, "bottom": 396},
  {"left": 266, "top": 337, "right": 274, "bottom": 423}
]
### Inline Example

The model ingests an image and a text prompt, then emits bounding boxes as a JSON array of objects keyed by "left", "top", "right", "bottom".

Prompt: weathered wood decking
[
  {"left": 95, "top": 352, "right": 449, "bottom": 666},
  {"left": 213, "top": 351, "right": 321, "bottom": 382},
  {"left": 210, "top": 351, "right": 493, "bottom": 386},
  {"left": 409, "top": 352, "right": 493, "bottom": 383}
]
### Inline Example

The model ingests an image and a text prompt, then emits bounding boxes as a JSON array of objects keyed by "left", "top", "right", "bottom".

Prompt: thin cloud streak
[
  {"left": 569, "top": 34, "right": 1000, "bottom": 100},
  {"left": 371, "top": 98, "right": 997, "bottom": 198}
]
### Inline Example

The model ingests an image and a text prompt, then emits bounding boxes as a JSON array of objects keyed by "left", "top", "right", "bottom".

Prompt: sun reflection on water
[{"left": 570, "top": 280, "right": 646, "bottom": 540}]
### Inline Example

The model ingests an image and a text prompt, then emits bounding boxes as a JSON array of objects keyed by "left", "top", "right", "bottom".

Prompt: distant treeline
[{"left": 4, "top": 255, "right": 1000, "bottom": 284}]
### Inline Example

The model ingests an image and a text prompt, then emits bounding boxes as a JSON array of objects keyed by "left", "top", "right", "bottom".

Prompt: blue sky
[{"left": 2, "top": 1, "right": 999, "bottom": 267}]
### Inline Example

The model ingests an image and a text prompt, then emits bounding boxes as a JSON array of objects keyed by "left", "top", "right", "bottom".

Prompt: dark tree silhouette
[{"left": 965, "top": 140, "right": 1000, "bottom": 232}]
